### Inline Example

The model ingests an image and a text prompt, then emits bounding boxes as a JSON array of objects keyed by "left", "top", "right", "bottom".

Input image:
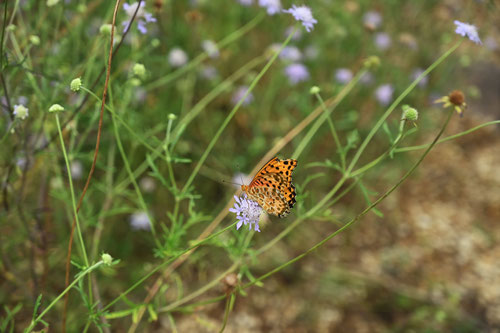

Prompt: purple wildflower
[
  {"left": 283, "top": 5, "right": 317, "bottom": 33},
  {"left": 259, "top": 0, "right": 281, "bottom": 15},
  {"left": 200, "top": 65, "right": 218, "bottom": 80},
  {"left": 374, "top": 32, "right": 391, "bottom": 51},
  {"left": 229, "top": 194, "right": 262, "bottom": 232},
  {"left": 237, "top": 0, "right": 253, "bottom": 6},
  {"left": 375, "top": 84, "right": 394, "bottom": 106},
  {"left": 130, "top": 212, "right": 151, "bottom": 231},
  {"left": 122, "top": 2, "right": 156, "bottom": 34},
  {"left": 231, "top": 85, "right": 254, "bottom": 106},
  {"left": 454, "top": 20, "right": 482, "bottom": 45},
  {"left": 363, "top": 11, "right": 382, "bottom": 30},
  {"left": 334, "top": 68, "right": 353, "bottom": 84},
  {"left": 279, "top": 46, "right": 302, "bottom": 62},
  {"left": 284, "top": 63, "right": 310, "bottom": 84}
]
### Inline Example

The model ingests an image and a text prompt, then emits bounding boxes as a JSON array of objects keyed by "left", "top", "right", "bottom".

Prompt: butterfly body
[{"left": 241, "top": 157, "right": 297, "bottom": 218}]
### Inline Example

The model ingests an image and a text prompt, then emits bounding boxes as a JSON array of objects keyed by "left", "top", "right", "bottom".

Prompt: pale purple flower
[
  {"left": 168, "top": 47, "right": 189, "bottom": 67},
  {"left": 363, "top": 11, "right": 382, "bottom": 30},
  {"left": 130, "top": 212, "right": 151, "bottom": 231},
  {"left": 411, "top": 68, "right": 428, "bottom": 88},
  {"left": 279, "top": 46, "right": 302, "bottom": 62},
  {"left": 374, "top": 32, "right": 391, "bottom": 50},
  {"left": 259, "top": 0, "right": 281, "bottom": 15},
  {"left": 237, "top": 0, "right": 253, "bottom": 6},
  {"left": 334, "top": 68, "right": 353, "bottom": 84},
  {"left": 200, "top": 65, "right": 218, "bottom": 80},
  {"left": 70, "top": 161, "right": 83, "bottom": 180},
  {"left": 231, "top": 85, "right": 254, "bottom": 106},
  {"left": 375, "top": 84, "right": 394, "bottom": 106},
  {"left": 201, "top": 40, "right": 219, "bottom": 58},
  {"left": 122, "top": 2, "right": 156, "bottom": 34},
  {"left": 229, "top": 194, "right": 262, "bottom": 232},
  {"left": 454, "top": 20, "right": 481, "bottom": 45},
  {"left": 283, "top": 5, "right": 317, "bottom": 33},
  {"left": 284, "top": 63, "right": 309, "bottom": 84}
]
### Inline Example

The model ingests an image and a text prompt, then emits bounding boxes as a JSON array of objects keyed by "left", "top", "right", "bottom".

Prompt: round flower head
[
  {"left": 279, "top": 46, "right": 302, "bottom": 62},
  {"left": 229, "top": 194, "right": 263, "bottom": 232},
  {"left": 13, "top": 104, "right": 29, "bottom": 120},
  {"left": 284, "top": 63, "right": 310, "bottom": 84},
  {"left": 374, "top": 32, "right": 391, "bottom": 51},
  {"left": 259, "top": 0, "right": 281, "bottom": 15},
  {"left": 283, "top": 5, "right": 317, "bottom": 33},
  {"left": 201, "top": 40, "right": 219, "bottom": 58},
  {"left": 334, "top": 68, "right": 353, "bottom": 84},
  {"left": 130, "top": 212, "right": 151, "bottom": 231},
  {"left": 363, "top": 11, "right": 382, "bottom": 30},
  {"left": 168, "top": 47, "right": 189, "bottom": 68},
  {"left": 375, "top": 84, "right": 394, "bottom": 106},
  {"left": 122, "top": 2, "right": 157, "bottom": 34},
  {"left": 454, "top": 20, "right": 481, "bottom": 45}
]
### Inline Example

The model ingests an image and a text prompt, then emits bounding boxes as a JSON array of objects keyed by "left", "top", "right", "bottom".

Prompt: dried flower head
[{"left": 435, "top": 90, "right": 467, "bottom": 116}]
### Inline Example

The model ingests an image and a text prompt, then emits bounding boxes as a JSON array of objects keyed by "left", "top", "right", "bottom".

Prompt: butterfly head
[{"left": 241, "top": 185, "right": 249, "bottom": 192}]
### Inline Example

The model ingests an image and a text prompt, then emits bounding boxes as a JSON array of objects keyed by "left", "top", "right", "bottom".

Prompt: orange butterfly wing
[{"left": 242, "top": 157, "right": 297, "bottom": 218}]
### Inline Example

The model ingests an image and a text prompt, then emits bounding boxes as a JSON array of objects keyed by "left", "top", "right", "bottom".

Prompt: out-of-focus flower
[
  {"left": 334, "top": 68, "right": 353, "bottom": 84},
  {"left": 284, "top": 63, "right": 310, "bottom": 84},
  {"left": 363, "top": 11, "right": 382, "bottom": 30},
  {"left": 229, "top": 194, "right": 262, "bottom": 232},
  {"left": 309, "top": 86, "right": 320, "bottom": 95},
  {"left": 139, "top": 176, "right": 156, "bottom": 193},
  {"left": 133, "top": 63, "right": 146, "bottom": 78},
  {"left": 411, "top": 68, "right": 428, "bottom": 88},
  {"left": 122, "top": 2, "right": 157, "bottom": 34},
  {"left": 279, "top": 46, "right": 302, "bottom": 62},
  {"left": 130, "top": 212, "right": 151, "bottom": 231},
  {"left": 283, "top": 5, "right": 317, "bottom": 33},
  {"left": 435, "top": 90, "right": 467, "bottom": 116},
  {"left": 13, "top": 104, "right": 29, "bottom": 120},
  {"left": 231, "top": 85, "right": 254, "bottom": 106},
  {"left": 200, "top": 65, "right": 218, "bottom": 80},
  {"left": 484, "top": 36, "right": 498, "bottom": 51},
  {"left": 375, "top": 84, "right": 394, "bottom": 106},
  {"left": 70, "top": 77, "right": 82, "bottom": 92},
  {"left": 101, "top": 253, "right": 113, "bottom": 265},
  {"left": 202, "top": 40, "right": 219, "bottom": 58},
  {"left": 374, "top": 32, "right": 391, "bottom": 50},
  {"left": 237, "top": 0, "right": 253, "bottom": 6},
  {"left": 168, "top": 47, "right": 189, "bottom": 67},
  {"left": 70, "top": 161, "right": 83, "bottom": 180},
  {"left": 285, "top": 26, "right": 303, "bottom": 41},
  {"left": 47, "top": 0, "right": 60, "bottom": 6},
  {"left": 259, "top": 0, "right": 281, "bottom": 15},
  {"left": 454, "top": 20, "right": 481, "bottom": 45},
  {"left": 29, "top": 35, "right": 40, "bottom": 45}
]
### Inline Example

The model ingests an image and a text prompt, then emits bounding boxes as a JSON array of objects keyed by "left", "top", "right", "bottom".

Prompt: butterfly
[{"left": 241, "top": 157, "right": 297, "bottom": 218}]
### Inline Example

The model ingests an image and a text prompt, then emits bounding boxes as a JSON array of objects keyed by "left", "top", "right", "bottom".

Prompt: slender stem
[{"left": 26, "top": 261, "right": 104, "bottom": 332}]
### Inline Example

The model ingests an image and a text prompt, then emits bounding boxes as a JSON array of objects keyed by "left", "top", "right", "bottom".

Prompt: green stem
[
  {"left": 25, "top": 261, "right": 104, "bottom": 332},
  {"left": 345, "top": 41, "right": 462, "bottom": 175}
]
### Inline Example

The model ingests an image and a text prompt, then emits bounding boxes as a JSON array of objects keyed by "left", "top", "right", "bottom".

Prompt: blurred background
[{"left": 0, "top": 0, "right": 499, "bottom": 331}]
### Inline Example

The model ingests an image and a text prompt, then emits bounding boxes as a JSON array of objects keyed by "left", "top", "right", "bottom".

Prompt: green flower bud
[
  {"left": 29, "top": 35, "right": 40, "bottom": 45},
  {"left": 70, "top": 77, "right": 82, "bottom": 92},
  {"left": 49, "top": 104, "right": 65, "bottom": 113},
  {"left": 402, "top": 105, "right": 418, "bottom": 121},
  {"left": 363, "top": 56, "right": 381, "bottom": 69},
  {"left": 101, "top": 253, "right": 113, "bottom": 266},
  {"left": 151, "top": 38, "right": 160, "bottom": 48},
  {"left": 133, "top": 63, "right": 146, "bottom": 78},
  {"left": 99, "top": 24, "right": 113, "bottom": 36},
  {"left": 309, "top": 86, "right": 321, "bottom": 95},
  {"left": 129, "top": 78, "right": 141, "bottom": 86},
  {"left": 46, "top": 0, "right": 60, "bottom": 7},
  {"left": 168, "top": 113, "right": 177, "bottom": 120}
]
